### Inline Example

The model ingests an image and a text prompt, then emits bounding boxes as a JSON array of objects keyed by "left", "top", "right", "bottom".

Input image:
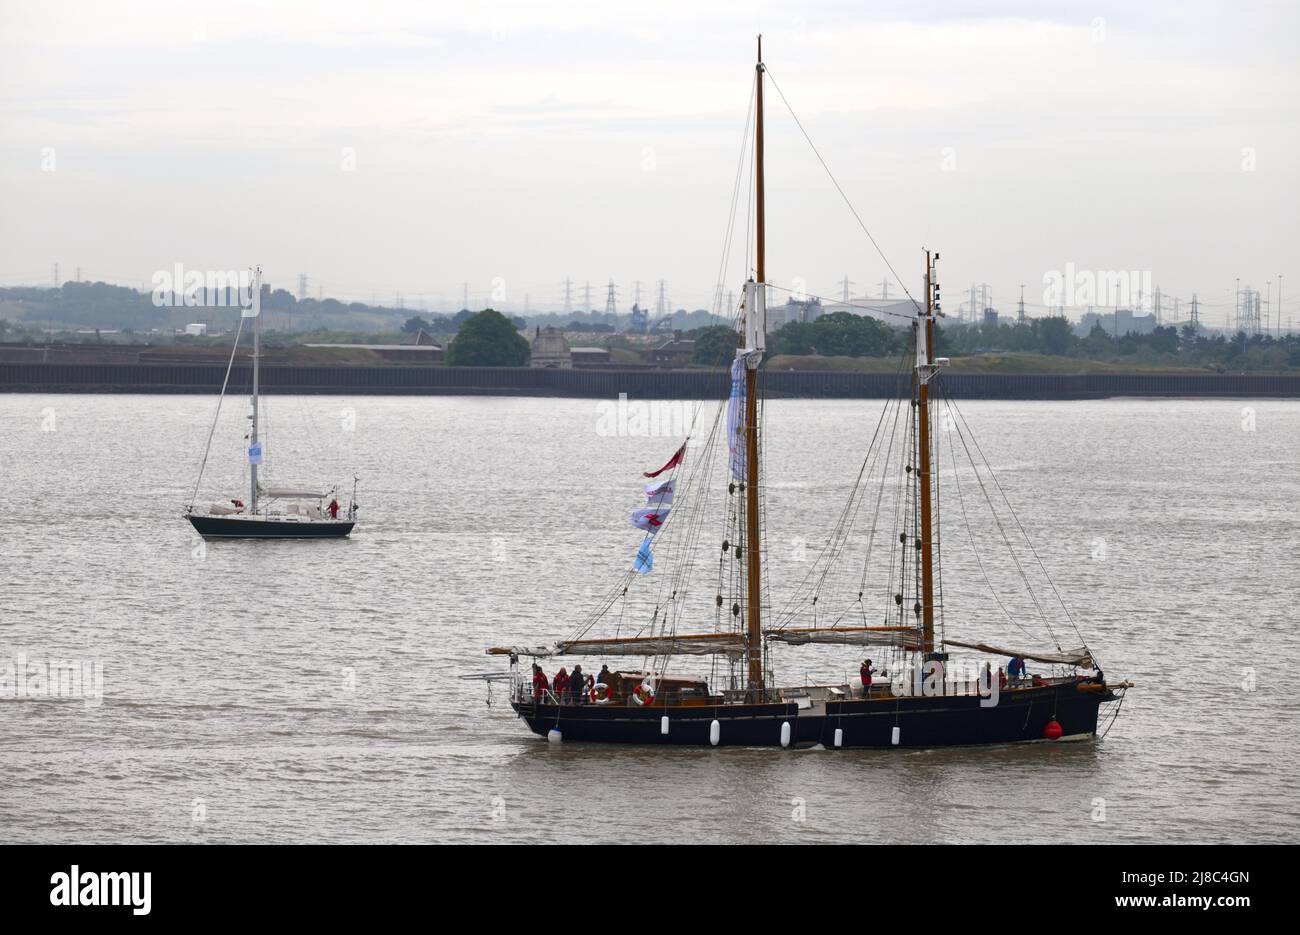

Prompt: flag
[
  {"left": 645, "top": 478, "right": 674, "bottom": 505},
  {"left": 634, "top": 539, "right": 654, "bottom": 574},
  {"left": 630, "top": 506, "right": 670, "bottom": 533},
  {"left": 248, "top": 442, "right": 263, "bottom": 465},
  {"left": 727, "top": 357, "right": 746, "bottom": 482},
  {"left": 643, "top": 442, "right": 685, "bottom": 478}
]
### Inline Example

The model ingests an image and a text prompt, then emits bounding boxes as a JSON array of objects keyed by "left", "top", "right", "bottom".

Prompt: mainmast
[
  {"left": 743, "top": 37, "right": 767, "bottom": 693},
  {"left": 915, "top": 251, "right": 941, "bottom": 654},
  {"left": 249, "top": 265, "right": 262, "bottom": 514}
]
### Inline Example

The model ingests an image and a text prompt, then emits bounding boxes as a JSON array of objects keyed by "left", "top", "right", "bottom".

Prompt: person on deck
[
  {"left": 598, "top": 664, "right": 614, "bottom": 692},
  {"left": 1007, "top": 655, "right": 1026, "bottom": 682},
  {"left": 570, "top": 665, "right": 587, "bottom": 705},
  {"left": 532, "top": 664, "right": 549, "bottom": 702},
  {"left": 859, "top": 659, "right": 874, "bottom": 699},
  {"left": 554, "top": 667, "right": 570, "bottom": 704},
  {"left": 328, "top": 498, "right": 340, "bottom": 519}
]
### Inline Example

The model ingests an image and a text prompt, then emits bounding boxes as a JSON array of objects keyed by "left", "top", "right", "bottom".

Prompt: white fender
[
  {"left": 891, "top": 725, "right": 901, "bottom": 746},
  {"left": 547, "top": 728, "right": 562, "bottom": 744},
  {"left": 709, "top": 719, "right": 721, "bottom": 746},
  {"left": 833, "top": 728, "right": 843, "bottom": 748},
  {"left": 661, "top": 715, "right": 670, "bottom": 736},
  {"left": 780, "top": 721, "right": 791, "bottom": 748}
]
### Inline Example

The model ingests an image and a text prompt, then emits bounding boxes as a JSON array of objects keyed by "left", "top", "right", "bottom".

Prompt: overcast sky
[{"left": 2, "top": 0, "right": 1296, "bottom": 327}]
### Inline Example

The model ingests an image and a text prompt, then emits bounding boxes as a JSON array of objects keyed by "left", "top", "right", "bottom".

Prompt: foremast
[
  {"left": 742, "top": 37, "right": 767, "bottom": 694},
  {"left": 249, "top": 265, "right": 262, "bottom": 514},
  {"left": 915, "top": 251, "right": 942, "bottom": 655}
]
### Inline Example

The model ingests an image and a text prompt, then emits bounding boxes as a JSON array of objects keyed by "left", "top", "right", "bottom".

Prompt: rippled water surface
[{"left": 1, "top": 393, "right": 1297, "bottom": 843}]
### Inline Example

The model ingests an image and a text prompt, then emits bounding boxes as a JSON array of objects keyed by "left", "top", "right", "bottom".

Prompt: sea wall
[{"left": 2, "top": 361, "right": 1299, "bottom": 399}]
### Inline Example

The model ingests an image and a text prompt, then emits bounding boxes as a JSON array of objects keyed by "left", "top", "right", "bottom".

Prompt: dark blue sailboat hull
[
  {"left": 514, "top": 680, "right": 1110, "bottom": 748},
  {"left": 186, "top": 515, "right": 354, "bottom": 538}
]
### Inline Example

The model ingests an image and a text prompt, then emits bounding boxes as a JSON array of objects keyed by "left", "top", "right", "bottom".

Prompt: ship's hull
[
  {"left": 513, "top": 680, "right": 1110, "bottom": 748},
  {"left": 186, "top": 515, "right": 354, "bottom": 538}
]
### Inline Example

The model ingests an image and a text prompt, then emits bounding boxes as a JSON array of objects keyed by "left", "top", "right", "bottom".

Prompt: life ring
[
  {"left": 589, "top": 682, "right": 612, "bottom": 705},
  {"left": 632, "top": 680, "right": 656, "bottom": 706}
]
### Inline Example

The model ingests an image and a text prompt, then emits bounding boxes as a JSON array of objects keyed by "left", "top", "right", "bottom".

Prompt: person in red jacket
[
  {"left": 554, "top": 667, "right": 570, "bottom": 704},
  {"left": 328, "top": 498, "right": 340, "bottom": 519},
  {"left": 859, "top": 659, "right": 874, "bottom": 699},
  {"left": 532, "top": 664, "right": 549, "bottom": 701}
]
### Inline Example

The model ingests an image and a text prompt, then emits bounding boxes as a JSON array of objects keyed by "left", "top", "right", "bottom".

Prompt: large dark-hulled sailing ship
[
  {"left": 484, "top": 42, "right": 1130, "bottom": 748},
  {"left": 184, "top": 266, "right": 357, "bottom": 539}
]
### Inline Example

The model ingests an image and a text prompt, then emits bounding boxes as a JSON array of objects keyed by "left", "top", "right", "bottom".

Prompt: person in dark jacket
[{"left": 570, "top": 665, "right": 587, "bottom": 704}]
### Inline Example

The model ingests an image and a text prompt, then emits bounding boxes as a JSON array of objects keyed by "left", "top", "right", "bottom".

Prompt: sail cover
[
  {"left": 766, "top": 626, "right": 921, "bottom": 649},
  {"left": 944, "top": 640, "right": 1095, "bottom": 668},
  {"left": 261, "top": 487, "right": 329, "bottom": 499},
  {"left": 488, "top": 633, "right": 747, "bottom": 658}
]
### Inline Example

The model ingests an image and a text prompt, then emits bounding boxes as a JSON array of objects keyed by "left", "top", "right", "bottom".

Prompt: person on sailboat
[
  {"left": 532, "top": 664, "right": 549, "bottom": 701},
  {"left": 554, "top": 667, "right": 570, "bottom": 704},
  {"left": 1007, "top": 655, "right": 1026, "bottom": 682},
  {"left": 570, "top": 665, "right": 587, "bottom": 705},
  {"left": 328, "top": 498, "right": 340, "bottom": 519},
  {"left": 860, "top": 659, "right": 874, "bottom": 699}
]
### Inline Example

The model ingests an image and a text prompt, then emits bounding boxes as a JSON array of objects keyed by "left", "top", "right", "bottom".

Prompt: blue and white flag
[
  {"left": 727, "top": 357, "right": 747, "bottom": 482},
  {"left": 248, "top": 442, "right": 263, "bottom": 465},
  {"left": 634, "top": 539, "right": 654, "bottom": 574}
]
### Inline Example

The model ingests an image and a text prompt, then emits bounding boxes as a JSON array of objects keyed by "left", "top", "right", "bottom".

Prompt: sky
[{"left": 1, "top": 0, "right": 1297, "bottom": 328}]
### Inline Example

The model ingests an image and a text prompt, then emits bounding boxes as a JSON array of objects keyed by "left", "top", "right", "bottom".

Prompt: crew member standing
[{"left": 859, "top": 659, "right": 874, "bottom": 700}]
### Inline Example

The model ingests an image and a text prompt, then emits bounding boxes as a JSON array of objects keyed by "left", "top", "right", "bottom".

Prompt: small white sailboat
[{"left": 184, "top": 266, "right": 357, "bottom": 539}]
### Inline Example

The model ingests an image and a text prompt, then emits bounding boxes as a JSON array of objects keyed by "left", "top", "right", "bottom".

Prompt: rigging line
[
  {"left": 836, "top": 351, "right": 912, "bottom": 624},
  {"left": 770, "top": 358, "right": 898, "bottom": 630},
  {"left": 941, "top": 397, "right": 1035, "bottom": 640},
  {"left": 762, "top": 66, "right": 921, "bottom": 314},
  {"left": 939, "top": 381, "right": 1060, "bottom": 648},
  {"left": 765, "top": 283, "right": 918, "bottom": 322},
  {"left": 943, "top": 391, "right": 1093, "bottom": 657},
  {"left": 712, "top": 77, "right": 756, "bottom": 318},
  {"left": 187, "top": 315, "right": 246, "bottom": 510}
]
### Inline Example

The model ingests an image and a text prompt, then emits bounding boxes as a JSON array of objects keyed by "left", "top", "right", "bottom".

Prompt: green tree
[
  {"left": 692, "top": 325, "right": 740, "bottom": 365},
  {"left": 402, "top": 315, "right": 431, "bottom": 334},
  {"left": 1036, "top": 316, "right": 1075, "bottom": 355},
  {"left": 446, "top": 308, "right": 530, "bottom": 366}
]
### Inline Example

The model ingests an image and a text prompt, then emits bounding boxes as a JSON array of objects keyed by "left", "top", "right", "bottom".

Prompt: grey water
[{"left": 1, "top": 393, "right": 1297, "bottom": 844}]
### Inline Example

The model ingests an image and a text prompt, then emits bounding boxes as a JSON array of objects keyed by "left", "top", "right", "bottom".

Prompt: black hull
[
  {"left": 513, "top": 682, "right": 1109, "bottom": 749},
  {"left": 186, "top": 515, "right": 354, "bottom": 539}
]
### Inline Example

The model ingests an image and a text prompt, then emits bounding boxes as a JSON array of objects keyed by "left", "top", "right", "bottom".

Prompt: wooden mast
[
  {"left": 917, "top": 251, "right": 936, "bottom": 654},
  {"left": 744, "top": 36, "right": 766, "bottom": 693}
]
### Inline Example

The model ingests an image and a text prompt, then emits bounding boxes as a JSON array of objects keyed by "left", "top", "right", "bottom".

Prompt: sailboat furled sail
[
  {"left": 184, "top": 266, "right": 359, "bottom": 540},
  {"left": 482, "top": 40, "right": 1130, "bottom": 748}
]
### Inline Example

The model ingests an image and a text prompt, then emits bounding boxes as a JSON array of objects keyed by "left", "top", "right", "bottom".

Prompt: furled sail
[
  {"left": 943, "top": 640, "right": 1095, "bottom": 668},
  {"left": 261, "top": 486, "right": 330, "bottom": 499},
  {"left": 487, "top": 633, "right": 747, "bottom": 658},
  {"left": 765, "top": 626, "right": 922, "bottom": 649}
]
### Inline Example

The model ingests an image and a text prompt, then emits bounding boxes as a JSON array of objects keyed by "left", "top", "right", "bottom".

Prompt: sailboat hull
[
  {"left": 513, "top": 680, "right": 1110, "bottom": 749},
  {"left": 186, "top": 515, "right": 354, "bottom": 539}
]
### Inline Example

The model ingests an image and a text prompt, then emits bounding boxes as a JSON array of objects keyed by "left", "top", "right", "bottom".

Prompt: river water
[{"left": 1, "top": 393, "right": 1297, "bottom": 844}]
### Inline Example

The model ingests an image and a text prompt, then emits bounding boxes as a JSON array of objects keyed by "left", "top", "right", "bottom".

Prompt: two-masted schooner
[
  {"left": 184, "top": 266, "right": 358, "bottom": 539},
  {"left": 484, "top": 42, "right": 1130, "bottom": 748}
]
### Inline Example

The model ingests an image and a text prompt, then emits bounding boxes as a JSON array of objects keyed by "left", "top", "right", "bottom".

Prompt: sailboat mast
[
  {"left": 744, "top": 37, "right": 766, "bottom": 692},
  {"left": 249, "top": 266, "right": 262, "bottom": 514},
  {"left": 917, "top": 251, "right": 936, "bottom": 654}
]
